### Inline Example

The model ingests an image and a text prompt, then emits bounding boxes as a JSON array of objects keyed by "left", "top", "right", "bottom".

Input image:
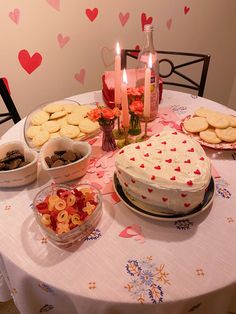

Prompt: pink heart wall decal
[
  {"left": 86, "top": 8, "right": 98, "bottom": 22},
  {"left": 74, "top": 68, "right": 85, "bottom": 84},
  {"left": 101, "top": 46, "right": 115, "bottom": 67},
  {"left": 166, "top": 18, "right": 172, "bottom": 30},
  {"left": 141, "top": 13, "right": 153, "bottom": 31},
  {"left": 57, "top": 33, "right": 70, "bottom": 48},
  {"left": 9, "top": 8, "right": 20, "bottom": 24},
  {"left": 18, "top": 49, "right": 42, "bottom": 74},
  {"left": 184, "top": 6, "right": 190, "bottom": 14},
  {"left": 46, "top": 0, "right": 60, "bottom": 11},
  {"left": 119, "top": 12, "right": 130, "bottom": 27}
]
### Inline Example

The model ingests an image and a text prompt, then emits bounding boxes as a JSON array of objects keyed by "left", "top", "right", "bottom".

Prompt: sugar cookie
[
  {"left": 50, "top": 132, "right": 61, "bottom": 139},
  {"left": 199, "top": 128, "right": 222, "bottom": 144},
  {"left": 60, "top": 124, "right": 80, "bottom": 139},
  {"left": 26, "top": 125, "right": 42, "bottom": 139},
  {"left": 71, "top": 105, "right": 92, "bottom": 116},
  {"left": 63, "top": 103, "right": 78, "bottom": 113},
  {"left": 41, "top": 120, "right": 60, "bottom": 133},
  {"left": 215, "top": 127, "right": 236, "bottom": 143},
  {"left": 183, "top": 117, "right": 208, "bottom": 133},
  {"left": 31, "top": 111, "right": 49, "bottom": 125},
  {"left": 194, "top": 107, "right": 214, "bottom": 118},
  {"left": 79, "top": 118, "right": 99, "bottom": 134},
  {"left": 74, "top": 132, "right": 86, "bottom": 141},
  {"left": 67, "top": 112, "right": 84, "bottom": 125},
  {"left": 55, "top": 117, "right": 68, "bottom": 127},
  {"left": 226, "top": 115, "right": 236, "bottom": 127},
  {"left": 206, "top": 114, "right": 229, "bottom": 129},
  {"left": 50, "top": 110, "right": 67, "bottom": 120},
  {"left": 43, "top": 102, "right": 63, "bottom": 113},
  {"left": 32, "top": 130, "right": 50, "bottom": 147}
]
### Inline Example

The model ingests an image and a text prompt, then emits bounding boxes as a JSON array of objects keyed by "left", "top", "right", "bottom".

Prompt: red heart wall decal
[
  {"left": 18, "top": 49, "right": 42, "bottom": 74},
  {"left": 119, "top": 12, "right": 130, "bottom": 27},
  {"left": 86, "top": 8, "right": 98, "bottom": 22},
  {"left": 74, "top": 68, "right": 86, "bottom": 84},
  {"left": 184, "top": 6, "right": 190, "bottom": 15},
  {"left": 141, "top": 13, "right": 153, "bottom": 31}
]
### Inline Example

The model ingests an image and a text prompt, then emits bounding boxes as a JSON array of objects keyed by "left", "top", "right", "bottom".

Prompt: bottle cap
[{"left": 144, "top": 24, "right": 154, "bottom": 32}]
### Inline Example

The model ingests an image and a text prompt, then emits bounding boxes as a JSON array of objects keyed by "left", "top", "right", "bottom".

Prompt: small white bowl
[
  {"left": 40, "top": 137, "right": 92, "bottom": 183},
  {"left": 0, "top": 141, "right": 38, "bottom": 188}
]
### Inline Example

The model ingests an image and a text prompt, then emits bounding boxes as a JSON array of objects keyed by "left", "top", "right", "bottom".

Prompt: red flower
[
  {"left": 87, "top": 104, "right": 121, "bottom": 125},
  {"left": 129, "top": 100, "right": 144, "bottom": 116}
]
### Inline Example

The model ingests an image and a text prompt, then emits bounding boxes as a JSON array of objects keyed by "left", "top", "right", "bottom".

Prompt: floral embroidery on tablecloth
[
  {"left": 38, "top": 282, "right": 55, "bottom": 294},
  {"left": 4, "top": 205, "right": 11, "bottom": 210},
  {"left": 85, "top": 228, "right": 101, "bottom": 240},
  {"left": 215, "top": 178, "right": 231, "bottom": 199},
  {"left": 39, "top": 304, "right": 54, "bottom": 312},
  {"left": 170, "top": 104, "right": 188, "bottom": 115},
  {"left": 124, "top": 257, "right": 170, "bottom": 304},
  {"left": 174, "top": 219, "right": 193, "bottom": 230},
  {"left": 88, "top": 281, "right": 96, "bottom": 289}
]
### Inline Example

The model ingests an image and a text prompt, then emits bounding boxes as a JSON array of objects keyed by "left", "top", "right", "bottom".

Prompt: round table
[{"left": 0, "top": 90, "right": 236, "bottom": 314}]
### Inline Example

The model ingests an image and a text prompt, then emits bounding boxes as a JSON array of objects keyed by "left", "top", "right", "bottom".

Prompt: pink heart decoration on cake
[
  {"left": 182, "top": 140, "right": 187, "bottom": 144},
  {"left": 47, "top": 0, "right": 60, "bottom": 11},
  {"left": 194, "top": 169, "right": 201, "bottom": 175},
  {"left": 124, "top": 182, "right": 128, "bottom": 187},
  {"left": 181, "top": 193, "right": 187, "bottom": 198},
  {"left": 172, "top": 131, "right": 177, "bottom": 135},
  {"left": 148, "top": 188, "right": 153, "bottom": 193},
  {"left": 155, "top": 133, "right": 160, "bottom": 137},
  {"left": 9, "top": 8, "right": 20, "bottom": 24},
  {"left": 141, "top": 13, "right": 153, "bottom": 31},
  {"left": 162, "top": 197, "right": 168, "bottom": 202},
  {"left": 119, "top": 12, "right": 130, "bottom": 27},
  {"left": 200, "top": 157, "right": 205, "bottom": 160},
  {"left": 170, "top": 148, "right": 176, "bottom": 151},
  {"left": 166, "top": 18, "right": 172, "bottom": 30},
  {"left": 57, "top": 34, "right": 70, "bottom": 48},
  {"left": 86, "top": 8, "right": 98, "bottom": 21},
  {"left": 131, "top": 179, "right": 135, "bottom": 183},
  {"left": 147, "top": 143, "right": 152, "bottom": 147},
  {"left": 135, "top": 145, "right": 140, "bottom": 149},
  {"left": 161, "top": 141, "right": 167, "bottom": 145},
  {"left": 130, "top": 157, "right": 135, "bottom": 161},
  {"left": 157, "top": 150, "right": 162, "bottom": 154},
  {"left": 184, "top": 6, "right": 190, "bottom": 15},
  {"left": 188, "top": 148, "right": 194, "bottom": 152},
  {"left": 119, "top": 150, "right": 124, "bottom": 154},
  {"left": 165, "top": 159, "right": 172, "bottom": 163},
  {"left": 187, "top": 180, "right": 193, "bottom": 186},
  {"left": 142, "top": 195, "right": 147, "bottom": 199},
  {"left": 151, "top": 175, "right": 156, "bottom": 180},
  {"left": 101, "top": 46, "right": 114, "bottom": 67},
  {"left": 18, "top": 49, "right": 42, "bottom": 74},
  {"left": 170, "top": 176, "right": 176, "bottom": 181},
  {"left": 144, "top": 153, "right": 149, "bottom": 157},
  {"left": 175, "top": 167, "right": 181, "bottom": 172},
  {"left": 184, "top": 203, "right": 190, "bottom": 207},
  {"left": 140, "top": 164, "right": 145, "bottom": 168},
  {"left": 74, "top": 69, "right": 85, "bottom": 84},
  {"left": 184, "top": 159, "right": 191, "bottom": 163},
  {"left": 154, "top": 165, "right": 161, "bottom": 170}
]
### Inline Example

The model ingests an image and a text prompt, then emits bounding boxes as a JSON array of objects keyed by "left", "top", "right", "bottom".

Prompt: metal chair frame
[
  {"left": 121, "top": 49, "right": 211, "bottom": 97},
  {"left": 0, "top": 78, "right": 21, "bottom": 125}
]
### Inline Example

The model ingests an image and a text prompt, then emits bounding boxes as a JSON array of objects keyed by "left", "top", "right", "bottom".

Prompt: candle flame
[
  {"left": 122, "top": 68, "right": 128, "bottom": 84},
  {"left": 148, "top": 53, "right": 152, "bottom": 68},
  {"left": 116, "top": 42, "right": 121, "bottom": 55}
]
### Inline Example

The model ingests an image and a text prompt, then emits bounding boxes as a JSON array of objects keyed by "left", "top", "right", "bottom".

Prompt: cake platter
[
  {"left": 181, "top": 115, "right": 236, "bottom": 150},
  {"left": 113, "top": 172, "right": 215, "bottom": 222}
]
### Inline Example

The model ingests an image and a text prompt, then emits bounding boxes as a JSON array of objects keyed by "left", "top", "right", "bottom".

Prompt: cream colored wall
[{"left": 0, "top": 0, "right": 236, "bottom": 131}]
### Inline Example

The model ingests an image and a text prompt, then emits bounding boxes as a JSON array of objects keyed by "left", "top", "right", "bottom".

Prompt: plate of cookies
[
  {"left": 181, "top": 107, "right": 236, "bottom": 149},
  {"left": 24, "top": 99, "right": 100, "bottom": 151}
]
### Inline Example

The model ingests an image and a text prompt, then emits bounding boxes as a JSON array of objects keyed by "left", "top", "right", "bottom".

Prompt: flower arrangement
[
  {"left": 127, "top": 87, "right": 144, "bottom": 135},
  {"left": 87, "top": 105, "right": 120, "bottom": 126}
]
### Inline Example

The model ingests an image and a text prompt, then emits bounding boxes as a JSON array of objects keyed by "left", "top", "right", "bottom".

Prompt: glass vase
[
  {"left": 100, "top": 121, "right": 117, "bottom": 152},
  {"left": 128, "top": 113, "right": 141, "bottom": 136}
]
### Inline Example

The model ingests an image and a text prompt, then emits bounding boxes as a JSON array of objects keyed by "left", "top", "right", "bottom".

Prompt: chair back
[
  {"left": 121, "top": 49, "right": 210, "bottom": 97},
  {"left": 0, "top": 78, "right": 21, "bottom": 124}
]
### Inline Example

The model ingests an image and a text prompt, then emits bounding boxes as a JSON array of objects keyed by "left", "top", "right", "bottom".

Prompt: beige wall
[{"left": 0, "top": 0, "right": 236, "bottom": 132}]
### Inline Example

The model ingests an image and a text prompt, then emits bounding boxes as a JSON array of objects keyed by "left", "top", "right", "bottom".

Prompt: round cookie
[
  {"left": 60, "top": 124, "right": 80, "bottom": 139},
  {"left": 183, "top": 116, "right": 209, "bottom": 133},
  {"left": 79, "top": 118, "right": 99, "bottom": 134},
  {"left": 26, "top": 125, "right": 42, "bottom": 139},
  {"left": 71, "top": 105, "right": 92, "bottom": 116},
  {"left": 41, "top": 120, "right": 60, "bottom": 133},
  {"left": 55, "top": 117, "right": 68, "bottom": 127},
  {"left": 43, "top": 102, "right": 63, "bottom": 113},
  {"left": 199, "top": 128, "right": 222, "bottom": 144},
  {"left": 31, "top": 110, "right": 49, "bottom": 125},
  {"left": 50, "top": 132, "right": 61, "bottom": 139},
  {"left": 32, "top": 130, "right": 50, "bottom": 147},
  {"left": 215, "top": 127, "right": 236, "bottom": 143},
  {"left": 194, "top": 107, "right": 214, "bottom": 118},
  {"left": 206, "top": 114, "right": 229, "bottom": 129},
  {"left": 226, "top": 115, "right": 236, "bottom": 127},
  {"left": 63, "top": 103, "right": 78, "bottom": 113},
  {"left": 67, "top": 112, "right": 84, "bottom": 125},
  {"left": 50, "top": 110, "right": 67, "bottom": 120}
]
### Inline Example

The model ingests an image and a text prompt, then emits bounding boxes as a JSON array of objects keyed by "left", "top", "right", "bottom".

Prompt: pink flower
[
  {"left": 101, "top": 108, "right": 115, "bottom": 120},
  {"left": 129, "top": 100, "right": 144, "bottom": 116},
  {"left": 87, "top": 108, "right": 102, "bottom": 122},
  {"left": 87, "top": 104, "right": 121, "bottom": 125}
]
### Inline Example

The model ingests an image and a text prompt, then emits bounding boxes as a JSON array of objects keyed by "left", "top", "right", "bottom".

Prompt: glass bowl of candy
[{"left": 33, "top": 183, "right": 102, "bottom": 247}]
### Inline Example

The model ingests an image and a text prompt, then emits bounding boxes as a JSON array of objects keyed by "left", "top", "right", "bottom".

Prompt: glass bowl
[{"left": 32, "top": 183, "right": 102, "bottom": 247}]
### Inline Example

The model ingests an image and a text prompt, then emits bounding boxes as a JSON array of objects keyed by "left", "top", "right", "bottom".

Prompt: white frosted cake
[{"left": 115, "top": 130, "right": 211, "bottom": 214}]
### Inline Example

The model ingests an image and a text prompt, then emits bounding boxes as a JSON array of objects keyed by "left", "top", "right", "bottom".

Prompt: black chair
[
  {"left": 121, "top": 49, "right": 211, "bottom": 97},
  {"left": 0, "top": 77, "right": 21, "bottom": 125}
]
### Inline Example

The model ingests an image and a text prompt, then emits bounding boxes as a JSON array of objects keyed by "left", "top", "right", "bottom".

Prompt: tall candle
[
  {"left": 114, "top": 42, "right": 121, "bottom": 106},
  {"left": 143, "top": 53, "right": 152, "bottom": 118},
  {"left": 121, "top": 69, "right": 129, "bottom": 128}
]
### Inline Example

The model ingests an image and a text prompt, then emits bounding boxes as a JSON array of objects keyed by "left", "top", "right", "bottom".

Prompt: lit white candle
[
  {"left": 114, "top": 42, "right": 121, "bottom": 106},
  {"left": 144, "top": 53, "right": 152, "bottom": 118},
  {"left": 121, "top": 69, "right": 129, "bottom": 128}
]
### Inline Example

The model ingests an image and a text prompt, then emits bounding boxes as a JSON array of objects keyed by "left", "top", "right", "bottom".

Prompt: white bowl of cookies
[
  {"left": 0, "top": 141, "right": 38, "bottom": 188},
  {"left": 182, "top": 107, "right": 236, "bottom": 149},
  {"left": 24, "top": 99, "right": 100, "bottom": 150},
  {"left": 39, "top": 137, "right": 92, "bottom": 184}
]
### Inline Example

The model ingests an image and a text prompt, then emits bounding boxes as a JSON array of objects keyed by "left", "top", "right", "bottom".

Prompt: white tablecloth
[{"left": 0, "top": 90, "right": 236, "bottom": 314}]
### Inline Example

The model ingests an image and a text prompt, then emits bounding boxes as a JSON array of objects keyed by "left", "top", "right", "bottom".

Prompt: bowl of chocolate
[
  {"left": 0, "top": 141, "right": 38, "bottom": 187},
  {"left": 40, "top": 137, "right": 92, "bottom": 183}
]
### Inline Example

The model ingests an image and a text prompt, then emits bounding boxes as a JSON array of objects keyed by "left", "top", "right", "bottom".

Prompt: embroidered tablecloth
[{"left": 0, "top": 90, "right": 236, "bottom": 314}]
